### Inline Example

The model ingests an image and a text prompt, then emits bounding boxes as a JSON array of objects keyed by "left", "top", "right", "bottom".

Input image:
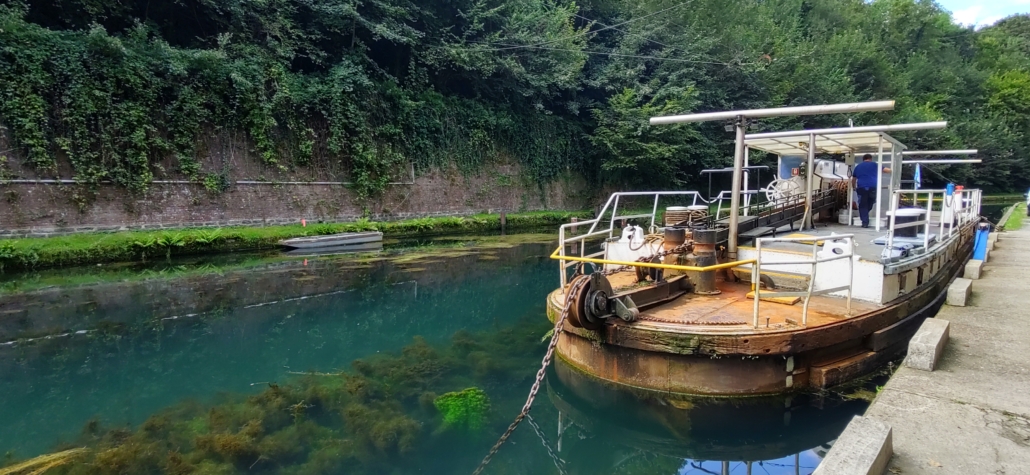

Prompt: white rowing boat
[{"left": 279, "top": 231, "right": 383, "bottom": 249}]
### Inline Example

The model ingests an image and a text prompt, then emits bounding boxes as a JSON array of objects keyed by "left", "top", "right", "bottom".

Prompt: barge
[{"left": 547, "top": 101, "right": 983, "bottom": 396}]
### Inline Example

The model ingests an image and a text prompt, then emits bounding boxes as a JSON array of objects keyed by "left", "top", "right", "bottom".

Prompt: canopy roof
[{"left": 745, "top": 131, "right": 903, "bottom": 156}]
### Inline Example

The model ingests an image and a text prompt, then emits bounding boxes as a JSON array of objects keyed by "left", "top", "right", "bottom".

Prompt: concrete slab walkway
[{"left": 864, "top": 228, "right": 1030, "bottom": 474}]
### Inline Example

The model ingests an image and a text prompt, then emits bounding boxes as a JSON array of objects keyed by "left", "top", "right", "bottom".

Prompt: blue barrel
[{"left": 973, "top": 223, "right": 990, "bottom": 260}]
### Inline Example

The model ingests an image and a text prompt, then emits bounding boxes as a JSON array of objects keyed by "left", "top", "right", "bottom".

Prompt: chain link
[
  {"left": 525, "top": 414, "right": 568, "bottom": 475},
  {"left": 471, "top": 241, "right": 693, "bottom": 474},
  {"left": 470, "top": 276, "right": 589, "bottom": 475}
]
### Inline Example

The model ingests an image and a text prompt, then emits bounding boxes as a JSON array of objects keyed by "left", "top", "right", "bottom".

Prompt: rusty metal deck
[{"left": 553, "top": 271, "right": 880, "bottom": 334}]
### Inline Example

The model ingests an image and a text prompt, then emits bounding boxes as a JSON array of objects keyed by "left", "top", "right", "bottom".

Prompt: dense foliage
[{"left": 1, "top": 0, "right": 1029, "bottom": 196}]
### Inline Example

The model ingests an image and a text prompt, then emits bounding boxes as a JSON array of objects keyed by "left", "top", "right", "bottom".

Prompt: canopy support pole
[
  {"left": 847, "top": 152, "right": 854, "bottom": 226},
  {"left": 743, "top": 146, "right": 751, "bottom": 216},
  {"left": 804, "top": 133, "right": 816, "bottom": 229},
  {"left": 729, "top": 116, "right": 747, "bottom": 258},
  {"left": 876, "top": 136, "right": 884, "bottom": 232}
]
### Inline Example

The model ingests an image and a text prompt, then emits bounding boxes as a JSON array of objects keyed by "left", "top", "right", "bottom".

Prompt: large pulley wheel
[
  {"left": 764, "top": 177, "right": 802, "bottom": 202},
  {"left": 566, "top": 274, "right": 614, "bottom": 331}
]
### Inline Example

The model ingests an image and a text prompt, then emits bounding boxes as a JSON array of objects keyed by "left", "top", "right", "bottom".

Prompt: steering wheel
[{"left": 763, "top": 177, "right": 803, "bottom": 202}]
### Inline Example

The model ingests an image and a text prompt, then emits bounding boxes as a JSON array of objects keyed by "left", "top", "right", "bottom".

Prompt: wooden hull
[{"left": 546, "top": 225, "right": 974, "bottom": 396}]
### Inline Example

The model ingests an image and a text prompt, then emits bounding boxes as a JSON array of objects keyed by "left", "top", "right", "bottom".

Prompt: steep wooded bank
[{"left": 1, "top": 0, "right": 1029, "bottom": 210}]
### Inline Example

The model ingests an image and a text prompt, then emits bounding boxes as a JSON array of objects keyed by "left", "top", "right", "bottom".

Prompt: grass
[
  {"left": 1003, "top": 203, "right": 1025, "bottom": 230},
  {"left": 0, "top": 211, "right": 589, "bottom": 272}
]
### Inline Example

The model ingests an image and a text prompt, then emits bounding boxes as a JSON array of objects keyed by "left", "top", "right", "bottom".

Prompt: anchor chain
[
  {"left": 525, "top": 414, "right": 568, "bottom": 475},
  {"left": 471, "top": 241, "right": 692, "bottom": 474},
  {"left": 470, "top": 277, "right": 589, "bottom": 475}
]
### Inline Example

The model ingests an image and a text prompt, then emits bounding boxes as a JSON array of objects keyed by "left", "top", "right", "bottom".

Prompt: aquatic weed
[
  {"left": 433, "top": 388, "right": 490, "bottom": 431},
  {"left": 24, "top": 315, "right": 551, "bottom": 475}
]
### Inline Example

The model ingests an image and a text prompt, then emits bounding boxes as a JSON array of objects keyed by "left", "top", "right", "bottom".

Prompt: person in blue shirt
[{"left": 852, "top": 154, "right": 891, "bottom": 228}]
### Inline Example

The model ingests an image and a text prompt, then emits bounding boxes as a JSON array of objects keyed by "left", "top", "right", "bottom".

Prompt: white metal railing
[
  {"left": 883, "top": 188, "right": 982, "bottom": 260},
  {"left": 751, "top": 234, "right": 855, "bottom": 328},
  {"left": 555, "top": 189, "right": 823, "bottom": 286},
  {"left": 557, "top": 191, "right": 729, "bottom": 286}
]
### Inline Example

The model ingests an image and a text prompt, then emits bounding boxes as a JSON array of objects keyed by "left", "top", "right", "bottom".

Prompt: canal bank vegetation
[
  {"left": 1004, "top": 203, "right": 1025, "bottom": 230},
  {"left": 2, "top": 0, "right": 1030, "bottom": 200},
  {"left": 0, "top": 212, "right": 584, "bottom": 272}
]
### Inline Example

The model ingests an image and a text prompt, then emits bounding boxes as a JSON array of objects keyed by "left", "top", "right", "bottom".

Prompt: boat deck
[
  {"left": 738, "top": 222, "right": 891, "bottom": 262},
  {"left": 553, "top": 270, "right": 880, "bottom": 335}
]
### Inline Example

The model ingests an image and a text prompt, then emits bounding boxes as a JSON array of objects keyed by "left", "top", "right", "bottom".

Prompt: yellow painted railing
[{"left": 549, "top": 247, "right": 756, "bottom": 273}]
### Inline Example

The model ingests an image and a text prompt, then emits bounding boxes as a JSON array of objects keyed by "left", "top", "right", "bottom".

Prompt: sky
[{"left": 937, "top": 0, "right": 1030, "bottom": 28}]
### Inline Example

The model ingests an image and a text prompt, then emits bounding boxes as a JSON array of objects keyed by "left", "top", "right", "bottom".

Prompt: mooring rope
[{"left": 470, "top": 277, "right": 588, "bottom": 475}]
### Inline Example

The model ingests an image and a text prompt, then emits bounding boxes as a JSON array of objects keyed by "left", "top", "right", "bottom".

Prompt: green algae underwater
[{"left": 29, "top": 320, "right": 548, "bottom": 475}]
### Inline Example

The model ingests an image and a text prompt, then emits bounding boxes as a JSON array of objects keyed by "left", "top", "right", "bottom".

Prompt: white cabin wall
[{"left": 736, "top": 248, "right": 886, "bottom": 303}]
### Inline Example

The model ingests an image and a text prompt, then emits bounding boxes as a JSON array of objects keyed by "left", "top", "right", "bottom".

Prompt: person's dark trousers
[{"left": 858, "top": 187, "right": 877, "bottom": 227}]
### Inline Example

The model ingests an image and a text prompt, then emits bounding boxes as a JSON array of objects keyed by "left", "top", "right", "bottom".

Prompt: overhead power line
[{"left": 570, "top": 12, "right": 677, "bottom": 51}]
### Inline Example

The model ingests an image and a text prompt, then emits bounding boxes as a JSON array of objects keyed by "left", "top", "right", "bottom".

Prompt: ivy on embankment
[
  {"left": 0, "top": 6, "right": 586, "bottom": 201},
  {"left": 0, "top": 211, "right": 591, "bottom": 272}
]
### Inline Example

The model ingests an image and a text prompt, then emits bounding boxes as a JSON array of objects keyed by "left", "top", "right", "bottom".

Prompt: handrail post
[
  {"left": 950, "top": 190, "right": 958, "bottom": 237},
  {"left": 924, "top": 191, "right": 933, "bottom": 248},
  {"left": 846, "top": 237, "right": 853, "bottom": 315},
  {"left": 847, "top": 152, "right": 854, "bottom": 226},
  {"left": 802, "top": 240, "right": 818, "bottom": 327},
  {"left": 875, "top": 135, "right": 884, "bottom": 231},
  {"left": 559, "top": 226, "right": 567, "bottom": 287},
  {"left": 651, "top": 194, "right": 660, "bottom": 228},
  {"left": 886, "top": 191, "right": 899, "bottom": 257},
  {"left": 609, "top": 195, "right": 620, "bottom": 239},
  {"left": 753, "top": 239, "right": 762, "bottom": 328}
]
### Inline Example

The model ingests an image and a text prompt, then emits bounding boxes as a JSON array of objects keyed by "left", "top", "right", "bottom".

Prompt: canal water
[
  {"left": 0, "top": 235, "right": 872, "bottom": 474},
  {"left": 982, "top": 203, "right": 1011, "bottom": 224}
]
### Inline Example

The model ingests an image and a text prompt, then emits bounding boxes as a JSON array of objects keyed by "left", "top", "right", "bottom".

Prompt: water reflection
[{"left": 544, "top": 359, "right": 869, "bottom": 475}]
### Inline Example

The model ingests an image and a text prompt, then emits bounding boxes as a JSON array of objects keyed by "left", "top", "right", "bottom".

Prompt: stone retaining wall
[{"left": 0, "top": 167, "right": 587, "bottom": 238}]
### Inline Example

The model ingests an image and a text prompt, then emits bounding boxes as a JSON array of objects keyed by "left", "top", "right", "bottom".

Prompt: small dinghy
[{"left": 279, "top": 231, "right": 383, "bottom": 249}]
